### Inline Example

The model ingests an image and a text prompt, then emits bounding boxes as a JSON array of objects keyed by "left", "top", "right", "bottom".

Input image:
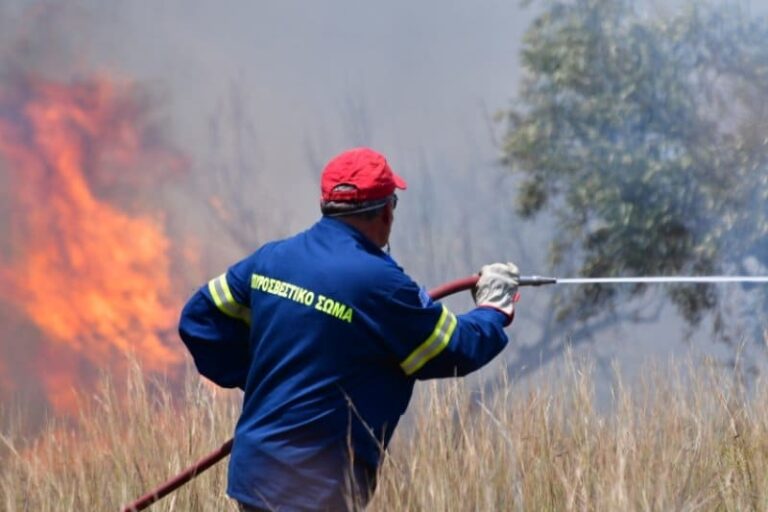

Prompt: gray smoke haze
[{"left": 2, "top": 0, "right": 768, "bottom": 417}]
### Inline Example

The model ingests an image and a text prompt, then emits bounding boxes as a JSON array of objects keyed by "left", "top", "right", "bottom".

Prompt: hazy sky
[
  {"left": 108, "top": 1, "right": 527, "bottom": 148},
  {"left": 74, "top": 0, "right": 540, "bottom": 284}
]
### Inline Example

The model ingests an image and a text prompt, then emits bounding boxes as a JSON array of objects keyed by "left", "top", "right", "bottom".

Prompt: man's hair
[
  {"left": 350, "top": 206, "right": 386, "bottom": 221},
  {"left": 320, "top": 185, "right": 392, "bottom": 220},
  {"left": 321, "top": 201, "right": 387, "bottom": 220}
]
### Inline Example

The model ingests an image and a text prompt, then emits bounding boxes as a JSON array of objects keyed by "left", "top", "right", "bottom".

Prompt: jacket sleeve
[
  {"left": 377, "top": 279, "right": 510, "bottom": 380},
  {"left": 178, "top": 259, "right": 253, "bottom": 389}
]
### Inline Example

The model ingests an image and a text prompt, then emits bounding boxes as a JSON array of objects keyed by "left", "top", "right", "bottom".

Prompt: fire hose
[{"left": 122, "top": 272, "right": 768, "bottom": 510}]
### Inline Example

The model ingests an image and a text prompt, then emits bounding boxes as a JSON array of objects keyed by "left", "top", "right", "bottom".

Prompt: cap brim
[{"left": 392, "top": 172, "right": 408, "bottom": 190}]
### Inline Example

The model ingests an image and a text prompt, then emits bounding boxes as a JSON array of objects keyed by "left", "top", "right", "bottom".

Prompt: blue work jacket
[{"left": 179, "top": 216, "right": 509, "bottom": 511}]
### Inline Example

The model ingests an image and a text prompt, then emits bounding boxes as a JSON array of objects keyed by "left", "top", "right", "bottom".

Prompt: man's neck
[{"left": 333, "top": 216, "right": 384, "bottom": 248}]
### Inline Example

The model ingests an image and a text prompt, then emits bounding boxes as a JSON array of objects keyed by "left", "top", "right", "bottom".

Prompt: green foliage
[{"left": 503, "top": 0, "right": 768, "bottom": 328}]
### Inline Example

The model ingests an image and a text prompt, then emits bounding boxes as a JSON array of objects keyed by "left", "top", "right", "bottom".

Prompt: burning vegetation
[{"left": 0, "top": 75, "right": 186, "bottom": 414}]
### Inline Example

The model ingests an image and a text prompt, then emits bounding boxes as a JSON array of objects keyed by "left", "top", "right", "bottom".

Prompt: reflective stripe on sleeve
[
  {"left": 400, "top": 305, "right": 458, "bottom": 376},
  {"left": 207, "top": 273, "right": 251, "bottom": 325}
]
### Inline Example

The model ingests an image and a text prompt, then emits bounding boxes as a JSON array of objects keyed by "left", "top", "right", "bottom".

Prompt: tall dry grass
[
  {"left": 0, "top": 359, "right": 241, "bottom": 511},
  {"left": 2, "top": 351, "right": 768, "bottom": 511}
]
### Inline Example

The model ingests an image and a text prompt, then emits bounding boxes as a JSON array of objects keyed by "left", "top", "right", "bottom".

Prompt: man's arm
[
  {"left": 401, "top": 303, "right": 509, "bottom": 379},
  {"left": 178, "top": 260, "right": 253, "bottom": 389},
  {"left": 378, "top": 264, "right": 518, "bottom": 379}
]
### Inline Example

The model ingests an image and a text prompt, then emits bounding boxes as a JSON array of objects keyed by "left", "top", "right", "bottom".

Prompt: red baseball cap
[{"left": 321, "top": 147, "right": 407, "bottom": 203}]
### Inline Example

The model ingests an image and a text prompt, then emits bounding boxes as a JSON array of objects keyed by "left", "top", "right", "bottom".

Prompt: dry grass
[
  {"left": 0, "top": 359, "right": 241, "bottom": 511},
  {"left": 2, "top": 351, "right": 768, "bottom": 511}
]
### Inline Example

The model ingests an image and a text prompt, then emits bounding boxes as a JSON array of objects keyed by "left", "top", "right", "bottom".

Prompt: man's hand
[{"left": 472, "top": 262, "right": 520, "bottom": 325}]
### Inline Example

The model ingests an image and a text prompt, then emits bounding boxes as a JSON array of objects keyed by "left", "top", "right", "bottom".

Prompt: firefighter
[{"left": 179, "top": 147, "right": 520, "bottom": 511}]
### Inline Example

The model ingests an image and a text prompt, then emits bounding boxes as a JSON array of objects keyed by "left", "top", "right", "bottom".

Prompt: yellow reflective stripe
[
  {"left": 207, "top": 273, "right": 251, "bottom": 325},
  {"left": 400, "top": 305, "right": 458, "bottom": 376}
]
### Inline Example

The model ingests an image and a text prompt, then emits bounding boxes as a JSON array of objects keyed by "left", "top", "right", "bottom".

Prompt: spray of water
[
  {"left": 517, "top": 275, "right": 768, "bottom": 286},
  {"left": 556, "top": 276, "right": 768, "bottom": 285}
]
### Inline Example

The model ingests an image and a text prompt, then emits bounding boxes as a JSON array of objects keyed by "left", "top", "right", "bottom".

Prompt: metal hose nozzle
[{"left": 518, "top": 275, "right": 557, "bottom": 286}]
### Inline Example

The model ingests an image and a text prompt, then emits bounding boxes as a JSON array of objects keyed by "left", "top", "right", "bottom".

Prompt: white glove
[{"left": 472, "top": 262, "right": 520, "bottom": 325}]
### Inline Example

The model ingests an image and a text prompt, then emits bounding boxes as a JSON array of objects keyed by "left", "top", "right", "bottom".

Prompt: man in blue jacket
[{"left": 179, "top": 147, "right": 519, "bottom": 511}]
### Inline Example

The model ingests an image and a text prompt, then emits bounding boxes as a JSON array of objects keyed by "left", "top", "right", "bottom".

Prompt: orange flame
[{"left": 0, "top": 75, "right": 185, "bottom": 413}]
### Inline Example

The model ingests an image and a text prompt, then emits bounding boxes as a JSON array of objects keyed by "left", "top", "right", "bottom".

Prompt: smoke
[{"left": 9, "top": 0, "right": 760, "bottom": 420}]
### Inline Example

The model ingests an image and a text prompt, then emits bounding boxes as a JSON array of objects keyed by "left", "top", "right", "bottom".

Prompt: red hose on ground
[{"left": 121, "top": 274, "right": 480, "bottom": 511}]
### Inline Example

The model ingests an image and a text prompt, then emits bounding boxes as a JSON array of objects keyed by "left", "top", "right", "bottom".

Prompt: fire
[{"left": 0, "top": 75, "right": 185, "bottom": 413}]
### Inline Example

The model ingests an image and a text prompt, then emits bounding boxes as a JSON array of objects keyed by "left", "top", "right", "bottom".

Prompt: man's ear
[{"left": 381, "top": 202, "right": 394, "bottom": 225}]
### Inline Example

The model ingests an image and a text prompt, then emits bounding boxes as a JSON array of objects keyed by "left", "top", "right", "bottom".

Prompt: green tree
[{"left": 502, "top": 0, "right": 768, "bottom": 338}]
